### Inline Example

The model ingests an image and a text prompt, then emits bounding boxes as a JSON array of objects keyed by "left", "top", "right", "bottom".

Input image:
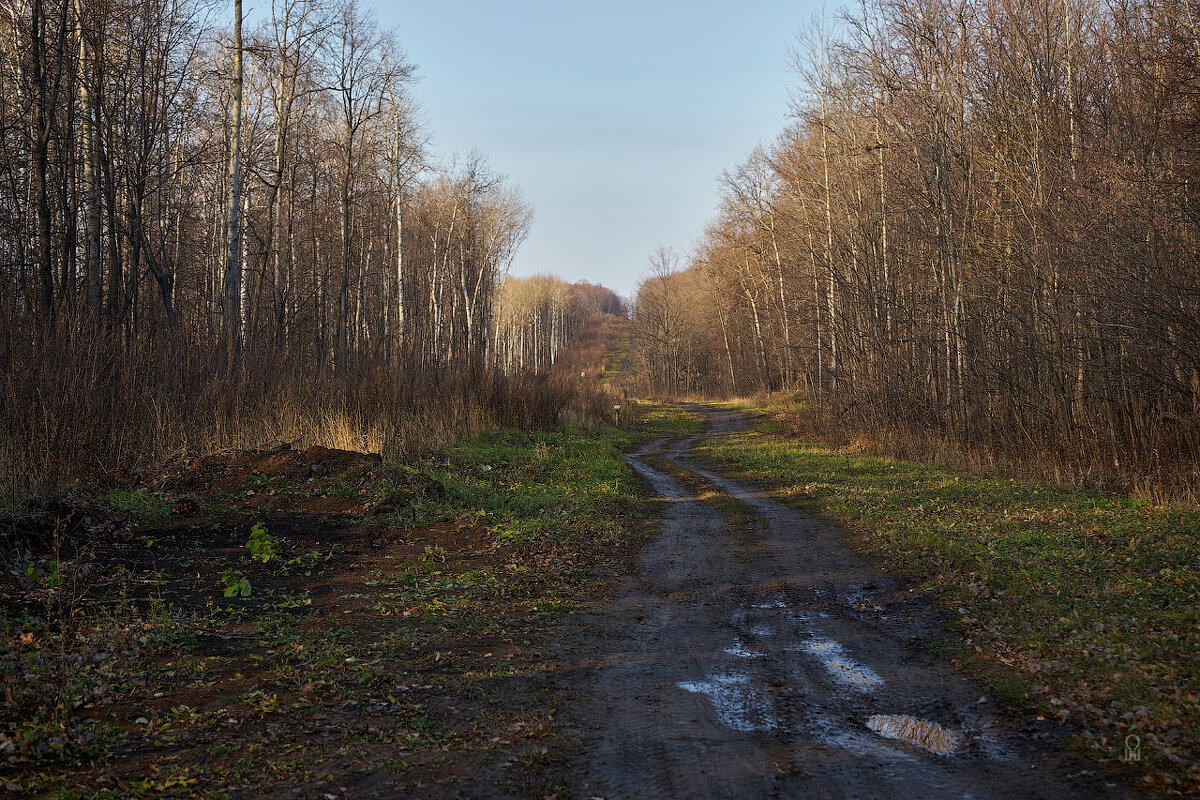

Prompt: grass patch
[
  {"left": 2, "top": 421, "right": 655, "bottom": 799},
  {"left": 420, "top": 426, "right": 638, "bottom": 547},
  {"left": 93, "top": 487, "right": 172, "bottom": 524},
  {"left": 644, "top": 454, "right": 763, "bottom": 542},
  {"left": 692, "top": 412, "right": 1199, "bottom": 796},
  {"left": 633, "top": 403, "right": 705, "bottom": 438},
  {"left": 600, "top": 322, "right": 632, "bottom": 384}
]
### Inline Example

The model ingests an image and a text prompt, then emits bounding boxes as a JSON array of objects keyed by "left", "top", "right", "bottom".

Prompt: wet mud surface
[{"left": 565, "top": 405, "right": 1138, "bottom": 800}]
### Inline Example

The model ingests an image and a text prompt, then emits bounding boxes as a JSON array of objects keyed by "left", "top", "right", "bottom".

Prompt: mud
[{"left": 565, "top": 405, "right": 1137, "bottom": 800}]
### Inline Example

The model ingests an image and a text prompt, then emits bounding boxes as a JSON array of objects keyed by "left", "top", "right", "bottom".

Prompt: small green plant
[
  {"left": 25, "top": 560, "right": 62, "bottom": 589},
  {"left": 274, "top": 590, "right": 312, "bottom": 609},
  {"left": 246, "top": 522, "right": 280, "bottom": 563},
  {"left": 306, "top": 546, "right": 337, "bottom": 563},
  {"left": 281, "top": 546, "right": 339, "bottom": 575},
  {"left": 220, "top": 569, "right": 251, "bottom": 597},
  {"left": 410, "top": 713, "right": 436, "bottom": 730},
  {"left": 244, "top": 689, "right": 279, "bottom": 713},
  {"left": 422, "top": 545, "right": 447, "bottom": 564}
]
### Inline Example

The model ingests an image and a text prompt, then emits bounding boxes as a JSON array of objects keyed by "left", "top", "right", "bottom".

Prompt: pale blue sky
[{"left": 376, "top": 1, "right": 824, "bottom": 297}]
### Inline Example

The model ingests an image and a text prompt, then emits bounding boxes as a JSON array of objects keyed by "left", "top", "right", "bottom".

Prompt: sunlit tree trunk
[{"left": 223, "top": 0, "right": 244, "bottom": 352}]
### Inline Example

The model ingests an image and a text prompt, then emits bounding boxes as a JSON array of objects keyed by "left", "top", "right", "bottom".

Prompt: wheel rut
[{"left": 565, "top": 405, "right": 1138, "bottom": 800}]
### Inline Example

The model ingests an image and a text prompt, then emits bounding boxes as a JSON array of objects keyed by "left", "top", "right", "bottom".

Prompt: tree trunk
[{"left": 223, "top": 0, "right": 244, "bottom": 353}]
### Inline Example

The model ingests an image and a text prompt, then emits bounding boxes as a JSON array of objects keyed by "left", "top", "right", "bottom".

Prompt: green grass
[
  {"left": 600, "top": 325, "right": 632, "bottom": 383},
  {"left": 633, "top": 403, "right": 705, "bottom": 438},
  {"left": 411, "top": 425, "right": 641, "bottom": 544},
  {"left": 94, "top": 486, "right": 172, "bottom": 523},
  {"left": 692, "top": 415, "right": 1200, "bottom": 795}
]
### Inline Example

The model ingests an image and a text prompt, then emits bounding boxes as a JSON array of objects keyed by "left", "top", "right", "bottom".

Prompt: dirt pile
[
  {"left": 173, "top": 443, "right": 381, "bottom": 491},
  {"left": 159, "top": 444, "right": 442, "bottom": 517}
]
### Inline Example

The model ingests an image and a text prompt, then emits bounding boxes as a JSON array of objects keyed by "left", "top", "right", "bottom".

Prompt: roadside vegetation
[
  {"left": 0, "top": 403, "right": 690, "bottom": 799},
  {"left": 689, "top": 399, "right": 1199, "bottom": 796}
]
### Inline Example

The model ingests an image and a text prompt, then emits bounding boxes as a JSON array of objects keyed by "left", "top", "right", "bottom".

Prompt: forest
[
  {"left": 630, "top": 0, "right": 1200, "bottom": 500},
  {"left": 0, "top": 0, "right": 623, "bottom": 501},
  {"left": 2, "top": 0, "right": 1199, "bottom": 797}
]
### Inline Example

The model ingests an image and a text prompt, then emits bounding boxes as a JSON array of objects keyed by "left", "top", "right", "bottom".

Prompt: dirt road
[{"left": 565, "top": 405, "right": 1135, "bottom": 800}]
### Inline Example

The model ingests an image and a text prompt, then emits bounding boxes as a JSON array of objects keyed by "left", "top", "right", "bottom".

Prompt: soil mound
[{"left": 175, "top": 444, "right": 381, "bottom": 494}]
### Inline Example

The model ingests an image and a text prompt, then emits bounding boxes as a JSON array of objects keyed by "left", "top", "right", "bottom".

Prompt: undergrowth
[{"left": 0, "top": 326, "right": 602, "bottom": 508}]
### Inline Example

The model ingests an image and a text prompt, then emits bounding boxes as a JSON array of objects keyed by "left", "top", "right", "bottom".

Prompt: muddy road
[{"left": 565, "top": 406, "right": 1134, "bottom": 800}]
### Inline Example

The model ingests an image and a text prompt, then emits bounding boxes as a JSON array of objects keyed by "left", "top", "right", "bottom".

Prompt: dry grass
[
  {"left": 0, "top": 323, "right": 597, "bottom": 507},
  {"left": 732, "top": 394, "right": 1200, "bottom": 507}
]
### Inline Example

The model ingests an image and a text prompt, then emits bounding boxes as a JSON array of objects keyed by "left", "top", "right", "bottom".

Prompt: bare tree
[{"left": 223, "top": 0, "right": 244, "bottom": 350}]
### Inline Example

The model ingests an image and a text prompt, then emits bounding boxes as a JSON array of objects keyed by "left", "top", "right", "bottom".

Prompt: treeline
[
  {"left": 0, "top": 0, "right": 615, "bottom": 499},
  {"left": 0, "top": 0, "right": 537, "bottom": 369},
  {"left": 633, "top": 0, "right": 1200, "bottom": 496},
  {"left": 497, "top": 277, "right": 625, "bottom": 373}
]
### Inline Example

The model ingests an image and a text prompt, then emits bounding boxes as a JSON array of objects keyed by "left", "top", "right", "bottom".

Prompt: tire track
[{"left": 565, "top": 405, "right": 1138, "bottom": 799}]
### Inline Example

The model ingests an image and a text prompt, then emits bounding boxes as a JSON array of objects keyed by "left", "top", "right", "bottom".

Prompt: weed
[
  {"left": 409, "top": 714, "right": 436, "bottom": 730},
  {"left": 219, "top": 569, "right": 251, "bottom": 598},
  {"left": 273, "top": 590, "right": 313, "bottom": 609},
  {"left": 250, "top": 473, "right": 276, "bottom": 490},
  {"left": 281, "top": 546, "right": 339, "bottom": 577},
  {"left": 243, "top": 689, "right": 280, "bottom": 713},
  {"left": 24, "top": 560, "right": 62, "bottom": 590},
  {"left": 246, "top": 522, "right": 280, "bottom": 564}
]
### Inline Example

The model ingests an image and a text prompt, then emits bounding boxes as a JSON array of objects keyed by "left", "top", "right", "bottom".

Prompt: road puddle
[
  {"left": 866, "top": 714, "right": 960, "bottom": 754},
  {"left": 677, "top": 673, "right": 778, "bottom": 732},
  {"left": 795, "top": 638, "right": 884, "bottom": 691},
  {"left": 723, "top": 639, "right": 766, "bottom": 658}
]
